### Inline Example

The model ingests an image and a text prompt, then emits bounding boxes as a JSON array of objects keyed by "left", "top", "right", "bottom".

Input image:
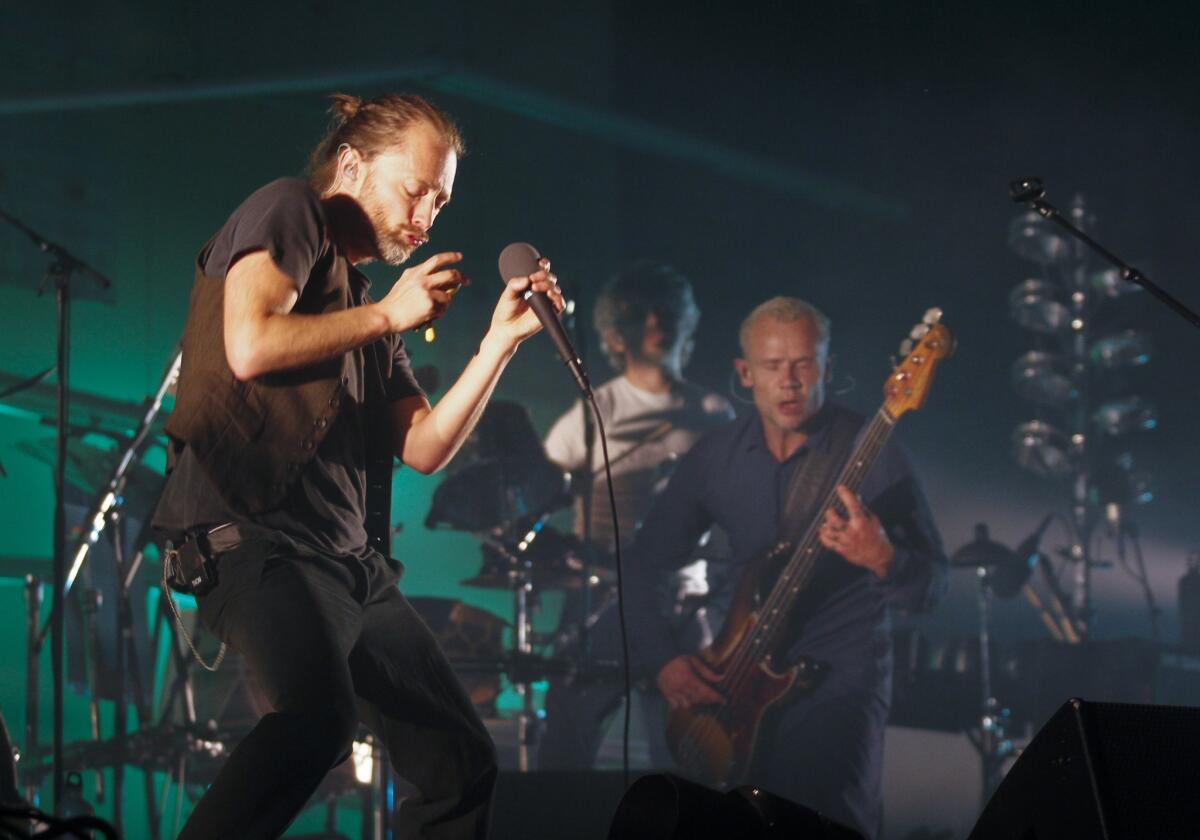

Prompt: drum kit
[
  {"left": 424, "top": 398, "right": 625, "bottom": 770},
  {"left": 0, "top": 352, "right": 618, "bottom": 833}
]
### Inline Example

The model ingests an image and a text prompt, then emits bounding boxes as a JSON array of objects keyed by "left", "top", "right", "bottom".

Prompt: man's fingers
[
  {"left": 687, "top": 681, "right": 725, "bottom": 706},
  {"left": 836, "top": 485, "right": 866, "bottom": 521},
  {"left": 689, "top": 657, "right": 721, "bottom": 684},
  {"left": 418, "top": 251, "right": 464, "bottom": 272},
  {"left": 426, "top": 289, "right": 452, "bottom": 319},
  {"left": 425, "top": 267, "right": 469, "bottom": 290},
  {"left": 823, "top": 507, "right": 848, "bottom": 530}
]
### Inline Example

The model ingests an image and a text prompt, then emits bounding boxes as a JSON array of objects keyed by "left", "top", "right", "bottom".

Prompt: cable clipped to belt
[{"left": 161, "top": 547, "right": 227, "bottom": 672}]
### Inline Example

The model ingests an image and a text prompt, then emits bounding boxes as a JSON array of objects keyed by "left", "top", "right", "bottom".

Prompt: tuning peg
[
  {"left": 899, "top": 338, "right": 914, "bottom": 357},
  {"left": 923, "top": 307, "right": 944, "bottom": 326},
  {"left": 909, "top": 324, "right": 931, "bottom": 341}
]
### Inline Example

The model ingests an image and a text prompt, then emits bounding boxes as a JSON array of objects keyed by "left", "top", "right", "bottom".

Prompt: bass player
[{"left": 624, "top": 296, "right": 949, "bottom": 838}]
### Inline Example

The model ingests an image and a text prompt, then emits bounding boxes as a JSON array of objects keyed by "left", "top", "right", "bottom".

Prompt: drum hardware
[
  {"left": 950, "top": 524, "right": 1037, "bottom": 801},
  {"left": 17, "top": 350, "right": 177, "bottom": 835},
  {"left": 1, "top": 206, "right": 116, "bottom": 809},
  {"left": 0, "top": 369, "right": 155, "bottom": 439},
  {"left": 425, "top": 401, "right": 570, "bottom": 535},
  {"left": 426, "top": 396, "right": 636, "bottom": 770},
  {"left": 407, "top": 597, "right": 507, "bottom": 716},
  {"left": 461, "top": 525, "right": 613, "bottom": 593}
]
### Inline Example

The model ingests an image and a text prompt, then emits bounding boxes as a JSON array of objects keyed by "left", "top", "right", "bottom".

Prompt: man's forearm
[
  {"left": 399, "top": 331, "right": 517, "bottom": 473},
  {"left": 228, "top": 304, "right": 393, "bottom": 380}
]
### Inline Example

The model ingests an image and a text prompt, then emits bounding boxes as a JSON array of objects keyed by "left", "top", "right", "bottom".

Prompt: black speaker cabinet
[{"left": 968, "top": 698, "right": 1200, "bottom": 839}]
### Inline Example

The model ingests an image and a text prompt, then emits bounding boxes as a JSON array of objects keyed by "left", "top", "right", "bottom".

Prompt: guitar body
[{"left": 664, "top": 551, "right": 824, "bottom": 787}]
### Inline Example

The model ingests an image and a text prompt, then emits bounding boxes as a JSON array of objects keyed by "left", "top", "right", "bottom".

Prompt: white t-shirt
[{"left": 544, "top": 375, "right": 733, "bottom": 548}]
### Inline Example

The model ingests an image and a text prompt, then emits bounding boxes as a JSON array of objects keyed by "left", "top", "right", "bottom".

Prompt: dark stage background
[{"left": 1, "top": 2, "right": 1198, "bottom": 837}]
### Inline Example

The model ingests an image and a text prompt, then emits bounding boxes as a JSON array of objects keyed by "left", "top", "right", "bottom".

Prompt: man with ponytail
[{"left": 155, "top": 92, "right": 559, "bottom": 838}]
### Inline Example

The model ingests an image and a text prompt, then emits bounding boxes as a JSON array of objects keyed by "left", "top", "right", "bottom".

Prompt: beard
[
  {"left": 359, "top": 177, "right": 420, "bottom": 265},
  {"left": 374, "top": 227, "right": 415, "bottom": 266}
]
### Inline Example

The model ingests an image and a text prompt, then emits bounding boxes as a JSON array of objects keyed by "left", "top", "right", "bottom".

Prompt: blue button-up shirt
[{"left": 625, "top": 404, "right": 948, "bottom": 697}]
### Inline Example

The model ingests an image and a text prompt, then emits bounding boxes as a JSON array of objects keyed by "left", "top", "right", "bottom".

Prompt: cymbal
[
  {"left": 0, "top": 552, "right": 160, "bottom": 580},
  {"left": 951, "top": 524, "right": 1033, "bottom": 598},
  {"left": 15, "top": 436, "right": 164, "bottom": 514},
  {"left": 0, "top": 369, "right": 162, "bottom": 437}
]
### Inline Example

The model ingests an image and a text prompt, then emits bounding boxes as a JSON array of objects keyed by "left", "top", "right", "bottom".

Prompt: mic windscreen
[{"left": 498, "top": 242, "right": 541, "bottom": 282}]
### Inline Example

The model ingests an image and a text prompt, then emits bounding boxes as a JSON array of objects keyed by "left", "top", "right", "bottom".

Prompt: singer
[{"left": 153, "top": 92, "right": 562, "bottom": 839}]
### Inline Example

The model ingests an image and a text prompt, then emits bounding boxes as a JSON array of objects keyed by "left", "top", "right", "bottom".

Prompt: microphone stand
[
  {"left": 0, "top": 207, "right": 112, "bottom": 809},
  {"left": 1009, "top": 178, "right": 1200, "bottom": 329}
]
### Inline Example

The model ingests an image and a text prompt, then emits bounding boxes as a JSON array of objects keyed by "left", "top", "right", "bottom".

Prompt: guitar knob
[
  {"left": 899, "top": 338, "right": 914, "bottom": 356},
  {"left": 909, "top": 324, "right": 930, "bottom": 340},
  {"left": 923, "top": 307, "right": 944, "bottom": 326}
]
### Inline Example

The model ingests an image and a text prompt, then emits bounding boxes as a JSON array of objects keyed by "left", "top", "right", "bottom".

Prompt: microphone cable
[{"left": 585, "top": 393, "right": 631, "bottom": 788}]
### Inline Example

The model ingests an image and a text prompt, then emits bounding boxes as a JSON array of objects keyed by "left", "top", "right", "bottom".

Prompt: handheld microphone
[{"left": 498, "top": 242, "right": 591, "bottom": 397}]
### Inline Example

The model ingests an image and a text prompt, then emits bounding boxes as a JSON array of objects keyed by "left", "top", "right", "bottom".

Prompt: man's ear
[
  {"left": 603, "top": 328, "right": 626, "bottom": 357},
  {"left": 734, "top": 358, "right": 753, "bottom": 388},
  {"left": 337, "top": 145, "right": 365, "bottom": 194}
]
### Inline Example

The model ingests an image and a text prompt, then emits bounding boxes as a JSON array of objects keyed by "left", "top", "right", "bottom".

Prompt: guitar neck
[{"left": 751, "top": 408, "right": 898, "bottom": 656}]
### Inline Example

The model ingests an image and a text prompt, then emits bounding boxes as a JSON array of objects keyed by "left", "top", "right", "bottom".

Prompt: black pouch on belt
[{"left": 163, "top": 531, "right": 219, "bottom": 596}]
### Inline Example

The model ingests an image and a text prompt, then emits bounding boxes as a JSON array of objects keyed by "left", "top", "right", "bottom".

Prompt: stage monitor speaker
[
  {"left": 968, "top": 697, "right": 1200, "bottom": 839},
  {"left": 607, "top": 773, "right": 864, "bottom": 840}
]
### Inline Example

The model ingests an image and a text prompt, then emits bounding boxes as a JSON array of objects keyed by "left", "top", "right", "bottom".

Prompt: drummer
[{"left": 538, "top": 260, "right": 732, "bottom": 770}]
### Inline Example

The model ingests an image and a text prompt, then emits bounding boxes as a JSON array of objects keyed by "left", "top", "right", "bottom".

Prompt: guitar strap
[{"left": 775, "top": 404, "right": 865, "bottom": 547}]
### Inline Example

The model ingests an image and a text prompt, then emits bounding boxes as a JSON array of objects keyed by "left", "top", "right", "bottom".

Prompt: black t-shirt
[{"left": 154, "top": 178, "right": 424, "bottom": 557}]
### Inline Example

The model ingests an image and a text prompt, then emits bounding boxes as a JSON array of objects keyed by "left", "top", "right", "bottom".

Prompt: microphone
[
  {"left": 498, "top": 242, "right": 592, "bottom": 397},
  {"left": 1009, "top": 177, "right": 1046, "bottom": 203}
]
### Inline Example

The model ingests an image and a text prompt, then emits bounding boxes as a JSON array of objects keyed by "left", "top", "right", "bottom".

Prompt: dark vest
[{"left": 163, "top": 244, "right": 397, "bottom": 553}]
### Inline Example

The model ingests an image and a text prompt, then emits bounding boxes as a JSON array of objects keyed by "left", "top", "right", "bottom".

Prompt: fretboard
[{"left": 744, "top": 408, "right": 897, "bottom": 658}]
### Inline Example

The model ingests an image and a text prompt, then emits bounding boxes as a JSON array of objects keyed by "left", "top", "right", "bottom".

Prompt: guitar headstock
[{"left": 883, "top": 308, "right": 955, "bottom": 420}]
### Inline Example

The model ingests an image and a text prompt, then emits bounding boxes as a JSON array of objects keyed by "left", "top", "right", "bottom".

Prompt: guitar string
[{"left": 673, "top": 410, "right": 895, "bottom": 772}]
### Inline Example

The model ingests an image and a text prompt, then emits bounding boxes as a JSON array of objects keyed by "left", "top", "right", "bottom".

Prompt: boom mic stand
[
  {"left": 1009, "top": 178, "right": 1200, "bottom": 330},
  {"left": 0, "top": 206, "right": 112, "bottom": 808}
]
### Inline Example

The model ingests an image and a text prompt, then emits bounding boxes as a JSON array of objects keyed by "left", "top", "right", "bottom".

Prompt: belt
[{"left": 201, "top": 521, "right": 267, "bottom": 554}]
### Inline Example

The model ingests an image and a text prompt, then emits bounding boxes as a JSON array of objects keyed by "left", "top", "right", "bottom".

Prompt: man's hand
[
  {"left": 377, "top": 251, "right": 469, "bottom": 333},
  {"left": 486, "top": 257, "right": 565, "bottom": 350},
  {"left": 656, "top": 655, "right": 725, "bottom": 710},
  {"left": 818, "top": 485, "right": 894, "bottom": 578}
]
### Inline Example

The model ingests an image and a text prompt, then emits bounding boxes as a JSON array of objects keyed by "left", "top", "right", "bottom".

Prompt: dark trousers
[
  {"left": 753, "top": 685, "right": 888, "bottom": 840},
  {"left": 179, "top": 538, "right": 497, "bottom": 839}
]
